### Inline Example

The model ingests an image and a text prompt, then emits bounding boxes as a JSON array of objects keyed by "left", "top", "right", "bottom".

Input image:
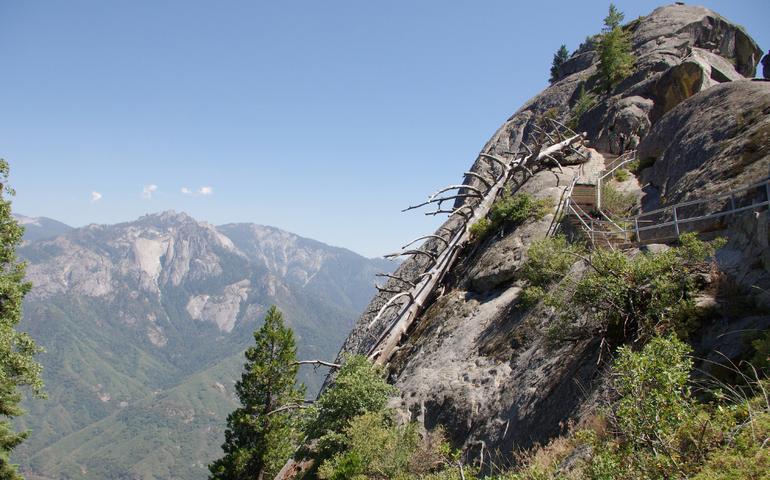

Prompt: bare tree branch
[
  {"left": 462, "top": 171, "right": 493, "bottom": 190},
  {"left": 427, "top": 184, "right": 485, "bottom": 201},
  {"left": 293, "top": 360, "right": 341, "bottom": 369},
  {"left": 368, "top": 291, "right": 413, "bottom": 328},
  {"left": 401, "top": 235, "right": 450, "bottom": 249},
  {"left": 375, "top": 273, "right": 416, "bottom": 287},
  {"left": 384, "top": 249, "right": 438, "bottom": 261},
  {"left": 402, "top": 194, "right": 481, "bottom": 212}
]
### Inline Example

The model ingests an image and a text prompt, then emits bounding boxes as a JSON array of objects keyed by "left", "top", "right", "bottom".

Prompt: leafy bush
[
  {"left": 599, "top": 182, "right": 635, "bottom": 218},
  {"left": 613, "top": 168, "right": 630, "bottom": 182},
  {"left": 317, "top": 411, "right": 469, "bottom": 480},
  {"left": 525, "top": 233, "right": 721, "bottom": 343},
  {"left": 317, "top": 412, "right": 419, "bottom": 480},
  {"left": 504, "top": 335, "right": 770, "bottom": 480},
  {"left": 519, "top": 286, "right": 546, "bottom": 309},
  {"left": 469, "top": 218, "right": 492, "bottom": 241},
  {"left": 570, "top": 233, "right": 721, "bottom": 341},
  {"left": 306, "top": 355, "right": 397, "bottom": 449},
  {"left": 471, "top": 192, "right": 552, "bottom": 242},
  {"left": 520, "top": 235, "right": 583, "bottom": 288}
]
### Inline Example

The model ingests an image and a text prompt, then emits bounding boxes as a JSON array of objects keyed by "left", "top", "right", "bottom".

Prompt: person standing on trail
[{"left": 762, "top": 50, "right": 770, "bottom": 80}]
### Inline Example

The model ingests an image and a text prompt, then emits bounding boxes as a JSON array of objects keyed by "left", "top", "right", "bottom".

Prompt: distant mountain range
[
  {"left": 15, "top": 214, "right": 73, "bottom": 242},
  {"left": 13, "top": 211, "right": 391, "bottom": 480}
]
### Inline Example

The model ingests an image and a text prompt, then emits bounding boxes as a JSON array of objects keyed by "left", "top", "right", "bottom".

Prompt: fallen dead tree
[{"left": 274, "top": 121, "right": 587, "bottom": 480}]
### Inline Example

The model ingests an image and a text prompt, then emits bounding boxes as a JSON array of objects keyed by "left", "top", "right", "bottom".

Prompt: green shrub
[
  {"left": 305, "top": 355, "right": 397, "bottom": 459},
  {"left": 567, "top": 84, "right": 597, "bottom": 130},
  {"left": 599, "top": 182, "right": 635, "bottom": 218},
  {"left": 613, "top": 168, "right": 630, "bottom": 182},
  {"left": 519, "top": 286, "right": 546, "bottom": 309},
  {"left": 317, "top": 412, "right": 469, "bottom": 480},
  {"left": 469, "top": 218, "right": 492, "bottom": 241},
  {"left": 570, "top": 234, "right": 721, "bottom": 341},
  {"left": 520, "top": 235, "right": 583, "bottom": 288},
  {"left": 471, "top": 192, "right": 552, "bottom": 242},
  {"left": 317, "top": 412, "right": 419, "bottom": 480},
  {"left": 489, "top": 191, "right": 550, "bottom": 227}
]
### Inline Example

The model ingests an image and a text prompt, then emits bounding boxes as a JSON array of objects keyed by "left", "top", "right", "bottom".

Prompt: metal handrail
[{"left": 567, "top": 176, "right": 770, "bottom": 244}]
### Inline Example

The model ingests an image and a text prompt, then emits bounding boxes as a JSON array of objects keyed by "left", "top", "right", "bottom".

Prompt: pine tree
[
  {"left": 0, "top": 159, "right": 44, "bottom": 480},
  {"left": 597, "top": 3, "right": 635, "bottom": 90},
  {"left": 549, "top": 44, "right": 570, "bottom": 83},
  {"left": 209, "top": 306, "right": 305, "bottom": 480}
]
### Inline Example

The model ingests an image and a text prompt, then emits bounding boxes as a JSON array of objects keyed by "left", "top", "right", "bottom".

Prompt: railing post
[
  {"left": 596, "top": 178, "right": 601, "bottom": 210},
  {"left": 673, "top": 206, "right": 680, "bottom": 237},
  {"left": 634, "top": 217, "right": 640, "bottom": 242}
]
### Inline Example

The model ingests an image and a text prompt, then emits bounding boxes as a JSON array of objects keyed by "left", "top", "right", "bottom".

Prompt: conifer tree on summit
[
  {"left": 549, "top": 44, "right": 570, "bottom": 83},
  {"left": 597, "top": 3, "right": 635, "bottom": 90},
  {"left": 209, "top": 306, "right": 305, "bottom": 480}
]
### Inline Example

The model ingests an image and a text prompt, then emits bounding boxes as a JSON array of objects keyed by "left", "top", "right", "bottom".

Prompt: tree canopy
[
  {"left": 209, "top": 306, "right": 305, "bottom": 480},
  {"left": 0, "top": 159, "right": 44, "bottom": 480}
]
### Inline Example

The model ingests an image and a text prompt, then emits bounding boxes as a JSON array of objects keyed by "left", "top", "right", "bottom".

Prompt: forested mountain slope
[{"left": 14, "top": 211, "right": 389, "bottom": 479}]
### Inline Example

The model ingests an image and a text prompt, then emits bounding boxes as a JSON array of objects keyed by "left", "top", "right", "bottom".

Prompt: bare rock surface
[{"left": 333, "top": 4, "right": 769, "bottom": 467}]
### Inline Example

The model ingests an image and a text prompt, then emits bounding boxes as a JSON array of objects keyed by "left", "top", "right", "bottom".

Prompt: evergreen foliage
[
  {"left": 570, "top": 233, "right": 722, "bottom": 341},
  {"left": 567, "top": 84, "right": 597, "bottom": 130},
  {"left": 499, "top": 335, "right": 770, "bottom": 480},
  {"left": 306, "top": 354, "right": 396, "bottom": 460},
  {"left": 599, "top": 182, "right": 636, "bottom": 218},
  {"left": 0, "top": 159, "right": 44, "bottom": 480},
  {"left": 549, "top": 45, "right": 570, "bottom": 83},
  {"left": 596, "top": 4, "right": 635, "bottom": 90},
  {"left": 469, "top": 192, "right": 552, "bottom": 242},
  {"left": 208, "top": 306, "right": 305, "bottom": 480}
]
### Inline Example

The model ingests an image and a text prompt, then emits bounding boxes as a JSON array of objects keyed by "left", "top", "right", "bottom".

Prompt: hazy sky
[{"left": 1, "top": 1, "right": 768, "bottom": 257}]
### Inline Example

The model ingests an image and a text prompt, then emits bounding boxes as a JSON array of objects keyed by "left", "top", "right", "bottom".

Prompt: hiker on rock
[{"left": 762, "top": 50, "right": 770, "bottom": 80}]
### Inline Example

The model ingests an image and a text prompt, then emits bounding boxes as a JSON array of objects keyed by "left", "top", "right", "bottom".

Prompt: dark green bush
[
  {"left": 613, "top": 168, "right": 630, "bottom": 182},
  {"left": 470, "top": 192, "right": 552, "bottom": 243},
  {"left": 520, "top": 235, "right": 583, "bottom": 288},
  {"left": 568, "top": 84, "right": 597, "bottom": 130}
]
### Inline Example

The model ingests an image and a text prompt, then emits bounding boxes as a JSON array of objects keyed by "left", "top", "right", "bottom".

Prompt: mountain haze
[
  {"left": 14, "top": 211, "right": 391, "bottom": 479},
  {"left": 15, "top": 214, "right": 73, "bottom": 243}
]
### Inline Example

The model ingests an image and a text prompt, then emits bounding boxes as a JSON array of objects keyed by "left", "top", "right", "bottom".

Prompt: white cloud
[
  {"left": 141, "top": 184, "right": 158, "bottom": 199},
  {"left": 181, "top": 186, "right": 213, "bottom": 197},
  {"left": 91, "top": 191, "right": 103, "bottom": 203}
]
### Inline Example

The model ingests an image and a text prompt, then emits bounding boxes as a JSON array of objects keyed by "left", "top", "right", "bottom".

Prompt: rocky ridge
[{"left": 333, "top": 3, "right": 769, "bottom": 468}]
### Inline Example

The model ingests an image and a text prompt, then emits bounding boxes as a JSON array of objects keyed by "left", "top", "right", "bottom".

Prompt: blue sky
[{"left": 1, "top": 1, "right": 767, "bottom": 257}]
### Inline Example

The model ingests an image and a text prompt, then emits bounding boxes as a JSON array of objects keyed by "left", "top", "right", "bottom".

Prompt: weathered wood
[
  {"left": 293, "top": 360, "right": 341, "bottom": 369},
  {"left": 401, "top": 235, "right": 450, "bottom": 249},
  {"left": 384, "top": 249, "right": 438, "bottom": 261},
  {"left": 427, "top": 184, "right": 485, "bottom": 201},
  {"left": 402, "top": 194, "right": 481, "bottom": 212},
  {"left": 463, "top": 171, "right": 494, "bottom": 190},
  {"left": 274, "top": 131, "right": 587, "bottom": 480},
  {"left": 368, "top": 133, "right": 586, "bottom": 365}
]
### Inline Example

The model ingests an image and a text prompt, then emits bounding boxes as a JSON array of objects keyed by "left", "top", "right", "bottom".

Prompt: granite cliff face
[
  {"left": 334, "top": 3, "right": 769, "bottom": 467},
  {"left": 16, "top": 211, "right": 390, "bottom": 479}
]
